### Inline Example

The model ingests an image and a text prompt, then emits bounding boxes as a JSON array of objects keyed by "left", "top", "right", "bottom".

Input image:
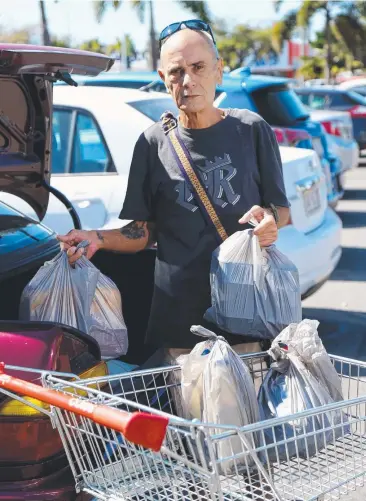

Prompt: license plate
[
  {"left": 312, "top": 137, "right": 324, "bottom": 159},
  {"left": 303, "top": 186, "right": 321, "bottom": 216}
]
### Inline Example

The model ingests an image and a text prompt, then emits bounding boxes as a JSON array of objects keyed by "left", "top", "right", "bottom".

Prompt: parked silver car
[{"left": 308, "top": 108, "right": 359, "bottom": 171}]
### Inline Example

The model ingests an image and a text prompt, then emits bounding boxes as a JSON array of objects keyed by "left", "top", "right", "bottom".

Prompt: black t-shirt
[{"left": 119, "top": 108, "right": 290, "bottom": 349}]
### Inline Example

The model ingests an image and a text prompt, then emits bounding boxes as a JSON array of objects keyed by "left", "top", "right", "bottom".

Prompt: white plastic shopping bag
[
  {"left": 20, "top": 241, "right": 128, "bottom": 359},
  {"left": 178, "top": 326, "right": 260, "bottom": 474},
  {"left": 258, "top": 320, "right": 349, "bottom": 463},
  {"left": 205, "top": 229, "right": 302, "bottom": 340},
  {"left": 274, "top": 319, "right": 343, "bottom": 403}
]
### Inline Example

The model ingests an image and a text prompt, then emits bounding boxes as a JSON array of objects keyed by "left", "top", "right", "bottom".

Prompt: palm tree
[
  {"left": 273, "top": 0, "right": 358, "bottom": 83},
  {"left": 296, "top": 1, "right": 334, "bottom": 83},
  {"left": 93, "top": 0, "right": 211, "bottom": 71},
  {"left": 39, "top": 0, "right": 51, "bottom": 45},
  {"left": 333, "top": 7, "right": 366, "bottom": 67}
]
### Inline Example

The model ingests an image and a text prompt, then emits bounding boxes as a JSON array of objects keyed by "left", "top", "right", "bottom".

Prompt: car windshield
[
  {"left": 128, "top": 98, "right": 179, "bottom": 122},
  {"left": 251, "top": 86, "right": 310, "bottom": 126},
  {"left": 0, "top": 203, "right": 34, "bottom": 231}
]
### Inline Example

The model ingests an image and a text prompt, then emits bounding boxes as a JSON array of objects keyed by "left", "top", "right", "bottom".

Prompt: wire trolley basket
[{"left": 1, "top": 352, "right": 366, "bottom": 501}]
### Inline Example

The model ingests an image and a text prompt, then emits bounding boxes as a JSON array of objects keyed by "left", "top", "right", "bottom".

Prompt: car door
[{"left": 44, "top": 107, "right": 118, "bottom": 234}]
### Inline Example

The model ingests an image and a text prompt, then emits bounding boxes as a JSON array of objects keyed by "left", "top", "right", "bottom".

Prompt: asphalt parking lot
[
  {"left": 302, "top": 161, "right": 366, "bottom": 361},
  {"left": 302, "top": 160, "right": 366, "bottom": 500}
]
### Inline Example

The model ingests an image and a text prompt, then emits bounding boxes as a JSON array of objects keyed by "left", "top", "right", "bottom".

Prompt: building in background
[{"left": 244, "top": 39, "right": 312, "bottom": 78}]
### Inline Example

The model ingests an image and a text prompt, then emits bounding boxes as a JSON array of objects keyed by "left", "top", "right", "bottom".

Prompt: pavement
[
  {"left": 302, "top": 162, "right": 366, "bottom": 360},
  {"left": 301, "top": 160, "right": 366, "bottom": 500}
]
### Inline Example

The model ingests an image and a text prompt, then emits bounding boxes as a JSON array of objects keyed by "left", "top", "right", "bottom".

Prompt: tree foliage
[
  {"left": 215, "top": 23, "right": 275, "bottom": 71},
  {"left": 0, "top": 27, "right": 35, "bottom": 44},
  {"left": 273, "top": 0, "right": 366, "bottom": 80},
  {"left": 178, "top": 1, "right": 211, "bottom": 24},
  {"left": 272, "top": 10, "right": 297, "bottom": 52},
  {"left": 92, "top": 0, "right": 210, "bottom": 71}
]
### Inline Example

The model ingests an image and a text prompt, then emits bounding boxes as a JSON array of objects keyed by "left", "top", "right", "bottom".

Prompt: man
[{"left": 58, "top": 20, "right": 290, "bottom": 360}]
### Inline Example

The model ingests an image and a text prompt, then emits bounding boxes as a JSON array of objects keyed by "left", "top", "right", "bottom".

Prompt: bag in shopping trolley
[
  {"left": 276, "top": 318, "right": 344, "bottom": 402},
  {"left": 177, "top": 325, "right": 260, "bottom": 474},
  {"left": 19, "top": 241, "right": 128, "bottom": 359},
  {"left": 258, "top": 320, "right": 349, "bottom": 463}
]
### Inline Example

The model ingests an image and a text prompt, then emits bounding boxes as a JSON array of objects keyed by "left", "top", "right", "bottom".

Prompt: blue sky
[{"left": 0, "top": 0, "right": 321, "bottom": 51}]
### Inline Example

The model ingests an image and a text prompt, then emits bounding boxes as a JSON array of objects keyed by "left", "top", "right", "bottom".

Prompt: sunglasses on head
[{"left": 159, "top": 19, "right": 216, "bottom": 50}]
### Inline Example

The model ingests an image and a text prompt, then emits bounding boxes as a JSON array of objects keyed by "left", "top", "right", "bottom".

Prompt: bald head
[{"left": 160, "top": 28, "right": 219, "bottom": 68}]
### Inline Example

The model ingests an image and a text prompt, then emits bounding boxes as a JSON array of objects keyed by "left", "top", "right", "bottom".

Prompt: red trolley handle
[{"left": 0, "top": 363, "right": 168, "bottom": 452}]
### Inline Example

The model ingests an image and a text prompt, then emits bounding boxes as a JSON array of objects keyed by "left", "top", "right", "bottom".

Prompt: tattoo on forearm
[
  {"left": 120, "top": 221, "right": 146, "bottom": 240},
  {"left": 96, "top": 231, "right": 104, "bottom": 242},
  {"left": 119, "top": 221, "right": 156, "bottom": 248}
]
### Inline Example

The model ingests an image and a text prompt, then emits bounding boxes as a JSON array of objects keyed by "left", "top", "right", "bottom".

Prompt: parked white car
[
  {"left": 0, "top": 86, "right": 342, "bottom": 297},
  {"left": 308, "top": 108, "right": 359, "bottom": 171},
  {"left": 338, "top": 77, "right": 366, "bottom": 98}
]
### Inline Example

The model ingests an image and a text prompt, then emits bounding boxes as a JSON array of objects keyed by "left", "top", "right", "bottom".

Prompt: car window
[
  {"left": 251, "top": 86, "right": 309, "bottom": 126},
  {"left": 296, "top": 92, "right": 310, "bottom": 106},
  {"left": 128, "top": 98, "right": 179, "bottom": 122},
  {"left": 214, "top": 91, "right": 254, "bottom": 110},
  {"left": 52, "top": 109, "right": 73, "bottom": 173},
  {"left": 324, "top": 91, "right": 366, "bottom": 107},
  {"left": 327, "top": 93, "right": 353, "bottom": 106},
  {"left": 308, "top": 94, "right": 330, "bottom": 110},
  {"left": 71, "top": 112, "right": 112, "bottom": 174}
]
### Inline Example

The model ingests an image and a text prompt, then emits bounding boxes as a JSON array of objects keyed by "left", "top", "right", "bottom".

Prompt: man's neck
[{"left": 179, "top": 107, "right": 224, "bottom": 129}]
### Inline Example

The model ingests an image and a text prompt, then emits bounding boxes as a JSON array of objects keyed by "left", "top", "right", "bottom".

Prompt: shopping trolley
[{"left": 1, "top": 352, "right": 366, "bottom": 501}]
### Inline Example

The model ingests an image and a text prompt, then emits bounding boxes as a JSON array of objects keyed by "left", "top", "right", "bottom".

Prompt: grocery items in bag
[
  {"left": 177, "top": 326, "right": 260, "bottom": 474},
  {"left": 204, "top": 229, "right": 302, "bottom": 339},
  {"left": 258, "top": 320, "right": 348, "bottom": 463},
  {"left": 270, "top": 319, "right": 343, "bottom": 402},
  {"left": 19, "top": 241, "right": 128, "bottom": 359}
]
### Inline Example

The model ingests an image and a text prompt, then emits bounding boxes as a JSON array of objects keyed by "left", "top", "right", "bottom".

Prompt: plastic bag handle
[
  {"left": 0, "top": 363, "right": 168, "bottom": 452},
  {"left": 190, "top": 325, "right": 217, "bottom": 339},
  {"left": 250, "top": 231, "right": 266, "bottom": 287}
]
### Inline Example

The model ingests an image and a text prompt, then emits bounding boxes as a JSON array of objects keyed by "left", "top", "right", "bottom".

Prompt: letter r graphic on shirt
[{"left": 175, "top": 153, "right": 241, "bottom": 211}]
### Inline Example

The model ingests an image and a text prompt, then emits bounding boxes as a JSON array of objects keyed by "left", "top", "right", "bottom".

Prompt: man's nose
[{"left": 182, "top": 71, "right": 196, "bottom": 88}]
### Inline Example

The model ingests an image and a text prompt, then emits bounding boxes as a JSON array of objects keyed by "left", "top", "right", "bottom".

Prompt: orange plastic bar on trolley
[{"left": 0, "top": 362, "right": 168, "bottom": 452}]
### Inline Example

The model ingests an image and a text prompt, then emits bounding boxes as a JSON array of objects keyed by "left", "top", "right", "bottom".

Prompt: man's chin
[{"left": 178, "top": 102, "right": 205, "bottom": 114}]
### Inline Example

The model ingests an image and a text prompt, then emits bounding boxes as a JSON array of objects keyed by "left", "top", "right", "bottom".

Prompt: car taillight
[
  {"left": 0, "top": 396, "right": 49, "bottom": 416},
  {"left": 272, "top": 127, "right": 312, "bottom": 148},
  {"left": 0, "top": 361, "right": 108, "bottom": 417},
  {"left": 321, "top": 120, "right": 342, "bottom": 137},
  {"left": 273, "top": 127, "right": 287, "bottom": 145},
  {"left": 350, "top": 105, "right": 366, "bottom": 118},
  {"left": 285, "top": 128, "right": 312, "bottom": 147}
]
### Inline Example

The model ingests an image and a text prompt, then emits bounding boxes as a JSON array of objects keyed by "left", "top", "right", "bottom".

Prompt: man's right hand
[{"left": 57, "top": 230, "right": 103, "bottom": 265}]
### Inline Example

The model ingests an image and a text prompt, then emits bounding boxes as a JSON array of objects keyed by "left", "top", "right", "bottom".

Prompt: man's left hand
[{"left": 239, "top": 205, "right": 278, "bottom": 247}]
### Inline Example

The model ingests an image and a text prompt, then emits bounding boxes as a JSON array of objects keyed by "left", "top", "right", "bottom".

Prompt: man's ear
[
  {"left": 158, "top": 68, "right": 170, "bottom": 94},
  {"left": 158, "top": 68, "right": 165, "bottom": 83}
]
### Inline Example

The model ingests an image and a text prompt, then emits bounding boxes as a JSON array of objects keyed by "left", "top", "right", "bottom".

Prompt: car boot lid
[
  {"left": 0, "top": 44, "right": 114, "bottom": 221},
  {"left": 0, "top": 43, "right": 114, "bottom": 77}
]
